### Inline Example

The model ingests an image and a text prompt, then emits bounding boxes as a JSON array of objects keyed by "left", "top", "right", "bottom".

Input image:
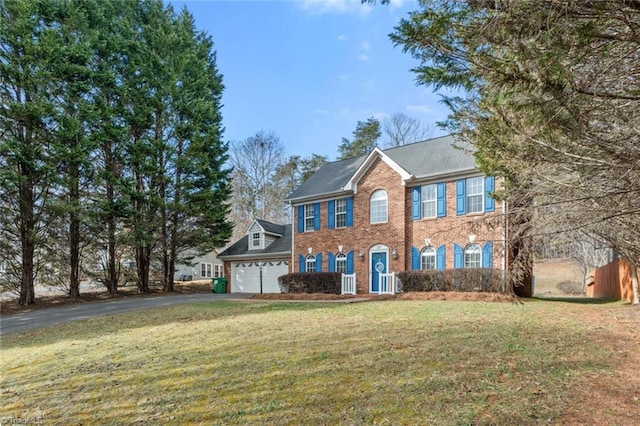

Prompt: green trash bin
[{"left": 212, "top": 277, "right": 227, "bottom": 294}]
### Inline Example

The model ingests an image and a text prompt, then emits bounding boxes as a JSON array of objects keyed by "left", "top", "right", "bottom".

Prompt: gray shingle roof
[
  {"left": 285, "top": 135, "right": 476, "bottom": 202},
  {"left": 218, "top": 223, "right": 291, "bottom": 258},
  {"left": 384, "top": 135, "right": 475, "bottom": 179},
  {"left": 285, "top": 155, "right": 366, "bottom": 202},
  {"left": 255, "top": 219, "right": 285, "bottom": 236}
]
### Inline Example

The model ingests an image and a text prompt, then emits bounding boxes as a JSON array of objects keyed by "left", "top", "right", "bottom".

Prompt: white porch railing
[
  {"left": 341, "top": 273, "right": 356, "bottom": 295},
  {"left": 378, "top": 272, "right": 396, "bottom": 295}
]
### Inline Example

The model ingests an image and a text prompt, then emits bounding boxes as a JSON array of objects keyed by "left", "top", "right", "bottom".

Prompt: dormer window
[{"left": 251, "top": 232, "right": 261, "bottom": 248}]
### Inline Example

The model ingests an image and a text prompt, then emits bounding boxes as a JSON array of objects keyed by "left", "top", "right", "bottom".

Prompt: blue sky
[{"left": 170, "top": 0, "right": 452, "bottom": 160}]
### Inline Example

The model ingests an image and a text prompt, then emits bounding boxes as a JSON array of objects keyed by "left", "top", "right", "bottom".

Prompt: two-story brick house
[{"left": 285, "top": 135, "right": 505, "bottom": 294}]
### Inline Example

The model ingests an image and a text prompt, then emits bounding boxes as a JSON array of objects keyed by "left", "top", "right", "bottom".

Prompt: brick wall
[
  {"left": 294, "top": 158, "right": 506, "bottom": 294},
  {"left": 406, "top": 180, "right": 504, "bottom": 270}
]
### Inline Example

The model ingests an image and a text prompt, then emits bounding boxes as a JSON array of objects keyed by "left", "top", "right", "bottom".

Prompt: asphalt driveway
[{"left": 0, "top": 293, "right": 251, "bottom": 335}]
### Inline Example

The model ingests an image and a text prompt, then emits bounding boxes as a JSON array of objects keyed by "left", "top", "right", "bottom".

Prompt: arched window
[
  {"left": 464, "top": 244, "right": 482, "bottom": 268},
  {"left": 370, "top": 190, "right": 388, "bottom": 224},
  {"left": 335, "top": 252, "right": 347, "bottom": 273},
  {"left": 421, "top": 247, "right": 436, "bottom": 270},
  {"left": 305, "top": 254, "right": 316, "bottom": 272}
]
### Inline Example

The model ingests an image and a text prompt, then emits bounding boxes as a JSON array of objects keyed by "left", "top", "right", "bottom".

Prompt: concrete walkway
[{"left": 0, "top": 293, "right": 251, "bottom": 336}]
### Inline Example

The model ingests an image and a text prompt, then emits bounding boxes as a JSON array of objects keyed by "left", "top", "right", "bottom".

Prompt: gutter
[{"left": 218, "top": 251, "right": 291, "bottom": 262}]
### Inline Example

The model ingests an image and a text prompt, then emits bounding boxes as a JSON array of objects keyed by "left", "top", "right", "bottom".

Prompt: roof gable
[
  {"left": 219, "top": 222, "right": 292, "bottom": 259},
  {"left": 342, "top": 147, "right": 412, "bottom": 193}
]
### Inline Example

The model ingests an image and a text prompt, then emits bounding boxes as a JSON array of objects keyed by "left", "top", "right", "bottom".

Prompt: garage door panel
[{"left": 231, "top": 260, "right": 288, "bottom": 293}]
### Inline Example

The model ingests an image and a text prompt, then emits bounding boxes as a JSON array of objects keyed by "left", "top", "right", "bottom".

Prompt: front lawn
[{"left": 1, "top": 299, "right": 638, "bottom": 424}]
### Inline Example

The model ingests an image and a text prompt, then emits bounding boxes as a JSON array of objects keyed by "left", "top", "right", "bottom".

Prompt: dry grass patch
[{"left": 1, "top": 299, "right": 638, "bottom": 425}]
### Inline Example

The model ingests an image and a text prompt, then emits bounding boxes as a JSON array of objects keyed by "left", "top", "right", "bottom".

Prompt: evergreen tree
[
  {"left": 384, "top": 0, "right": 640, "bottom": 299},
  {"left": 1, "top": 0, "right": 60, "bottom": 305},
  {"left": 338, "top": 117, "right": 381, "bottom": 159}
]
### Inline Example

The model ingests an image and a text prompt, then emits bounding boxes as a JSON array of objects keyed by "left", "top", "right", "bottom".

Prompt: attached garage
[
  {"left": 218, "top": 220, "right": 292, "bottom": 294},
  {"left": 231, "top": 260, "right": 288, "bottom": 293}
]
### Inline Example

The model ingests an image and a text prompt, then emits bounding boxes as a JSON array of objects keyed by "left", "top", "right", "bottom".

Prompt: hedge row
[
  {"left": 397, "top": 268, "right": 505, "bottom": 293},
  {"left": 278, "top": 272, "right": 342, "bottom": 294}
]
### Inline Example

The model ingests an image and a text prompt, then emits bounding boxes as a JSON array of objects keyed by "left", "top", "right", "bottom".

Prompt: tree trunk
[
  {"left": 136, "top": 245, "right": 151, "bottom": 293},
  {"left": 68, "top": 165, "right": 81, "bottom": 300},
  {"left": 19, "top": 179, "right": 36, "bottom": 306},
  {"left": 104, "top": 144, "right": 119, "bottom": 295}
]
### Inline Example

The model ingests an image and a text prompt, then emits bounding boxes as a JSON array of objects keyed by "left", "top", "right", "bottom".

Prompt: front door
[{"left": 371, "top": 252, "right": 387, "bottom": 293}]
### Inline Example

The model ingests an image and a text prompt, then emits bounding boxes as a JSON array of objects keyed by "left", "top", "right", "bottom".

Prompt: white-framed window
[
  {"left": 200, "top": 262, "right": 213, "bottom": 278},
  {"left": 464, "top": 244, "right": 482, "bottom": 268},
  {"left": 370, "top": 190, "right": 388, "bottom": 224},
  {"left": 421, "top": 184, "right": 437, "bottom": 218},
  {"left": 305, "top": 254, "right": 316, "bottom": 272},
  {"left": 421, "top": 247, "right": 436, "bottom": 270},
  {"left": 251, "top": 232, "right": 261, "bottom": 248},
  {"left": 466, "top": 177, "right": 484, "bottom": 214},
  {"left": 214, "top": 264, "right": 224, "bottom": 278},
  {"left": 304, "top": 204, "right": 315, "bottom": 232},
  {"left": 335, "top": 252, "right": 347, "bottom": 273},
  {"left": 335, "top": 199, "right": 347, "bottom": 228}
]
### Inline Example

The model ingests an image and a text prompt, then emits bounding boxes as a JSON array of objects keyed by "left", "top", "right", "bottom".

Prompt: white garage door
[{"left": 231, "top": 260, "right": 288, "bottom": 293}]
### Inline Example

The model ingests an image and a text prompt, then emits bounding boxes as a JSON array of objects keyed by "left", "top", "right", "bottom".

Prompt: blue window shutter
[
  {"left": 484, "top": 176, "right": 495, "bottom": 212},
  {"left": 482, "top": 242, "right": 493, "bottom": 268},
  {"left": 297, "top": 206, "right": 304, "bottom": 233},
  {"left": 454, "top": 244, "right": 463, "bottom": 268},
  {"left": 313, "top": 202, "right": 320, "bottom": 230},
  {"left": 436, "top": 245, "right": 446, "bottom": 270},
  {"left": 456, "top": 180, "right": 466, "bottom": 215},
  {"left": 346, "top": 197, "right": 353, "bottom": 227},
  {"left": 299, "top": 254, "right": 305, "bottom": 272},
  {"left": 411, "top": 187, "right": 421, "bottom": 220},
  {"left": 328, "top": 252, "right": 335, "bottom": 272},
  {"left": 437, "top": 182, "right": 446, "bottom": 217},
  {"left": 346, "top": 251, "right": 354, "bottom": 274},
  {"left": 316, "top": 253, "right": 322, "bottom": 272},
  {"left": 411, "top": 246, "right": 420, "bottom": 270},
  {"left": 328, "top": 200, "right": 335, "bottom": 229}
]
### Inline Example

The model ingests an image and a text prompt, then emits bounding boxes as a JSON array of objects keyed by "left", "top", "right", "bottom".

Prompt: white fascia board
[
  {"left": 287, "top": 190, "right": 354, "bottom": 206},
  {"left": 219, "top": 252, "right": 291, "bottom": 261},
  {"left": 343, "top": 148, "right": 413, "bottom": 192},
  {"left": 406, "top": 168, "right": 489, "bottom": 185}
]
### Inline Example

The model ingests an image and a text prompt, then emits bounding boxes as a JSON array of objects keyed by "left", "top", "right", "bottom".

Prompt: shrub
[
  {"left": 556, "top": 280, "right": 584, "bottom": 295},
  {"left": 397, "top": 268, "right": 505, "bottom": 293},
  {"left": 278, "top": 272, "right": 342, "bottom": 294}
]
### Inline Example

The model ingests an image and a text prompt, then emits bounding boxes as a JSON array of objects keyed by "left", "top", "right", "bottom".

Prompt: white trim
[{"left": 343, "top": 148, "right": 412, "bottom": 194}]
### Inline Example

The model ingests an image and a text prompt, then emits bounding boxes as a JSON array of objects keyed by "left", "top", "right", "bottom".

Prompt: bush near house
[
  {"left": 398, "top": 268, "right": 505, "bottom": 293},
  {"left": 279, "top": 272, "right": 342, "bottom": 294}
]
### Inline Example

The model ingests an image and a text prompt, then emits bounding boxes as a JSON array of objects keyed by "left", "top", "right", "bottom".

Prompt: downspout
[
  {"left": 502, "top": 198, "right": 508, "bottom": 293},
  {"left": 290, "top": 201, "right": 295, "bottom": 273}
]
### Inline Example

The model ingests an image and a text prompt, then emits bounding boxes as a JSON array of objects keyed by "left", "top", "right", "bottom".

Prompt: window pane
[
  {"left": 466, "top": 177, "right": 483, "bottom": 213},
  {"left": 304, "top": 204, "right": 315, "bottom": 231},
  {"left": 370, "top": 190, "right": 388, "bottom": 223},
  {"left": 421, "top": 248, "right": 436, "bottom": 270},
  {"left": 464, "top": 244, "right": 482, "bottom": 268},
  {"left": 421, "top": 184, "right": 437, "bottom": 218},
  {"left": 336, "top": 199, "right": 347, "bottom": 228},
  {"left": 252, "top": 232, "right": 260, "bottom": 247},
  {"left": 336, "top": 253, "right": 347, "bottom": 273},
  {"left": 306, "top": 255, "right": 316, "bottom": 272}
]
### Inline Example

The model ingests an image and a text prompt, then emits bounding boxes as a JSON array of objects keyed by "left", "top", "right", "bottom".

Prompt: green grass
[{"left": 0, "top": 299, "right": 633, "bottom": 425}]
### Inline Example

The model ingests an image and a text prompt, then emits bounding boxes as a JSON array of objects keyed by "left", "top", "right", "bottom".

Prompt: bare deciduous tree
[
  {"left": 228, "top": 131, "right": 286, "bottom": 240},
  {"left": 382, "top": 112, "right": 433, "bottom": 148}
]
